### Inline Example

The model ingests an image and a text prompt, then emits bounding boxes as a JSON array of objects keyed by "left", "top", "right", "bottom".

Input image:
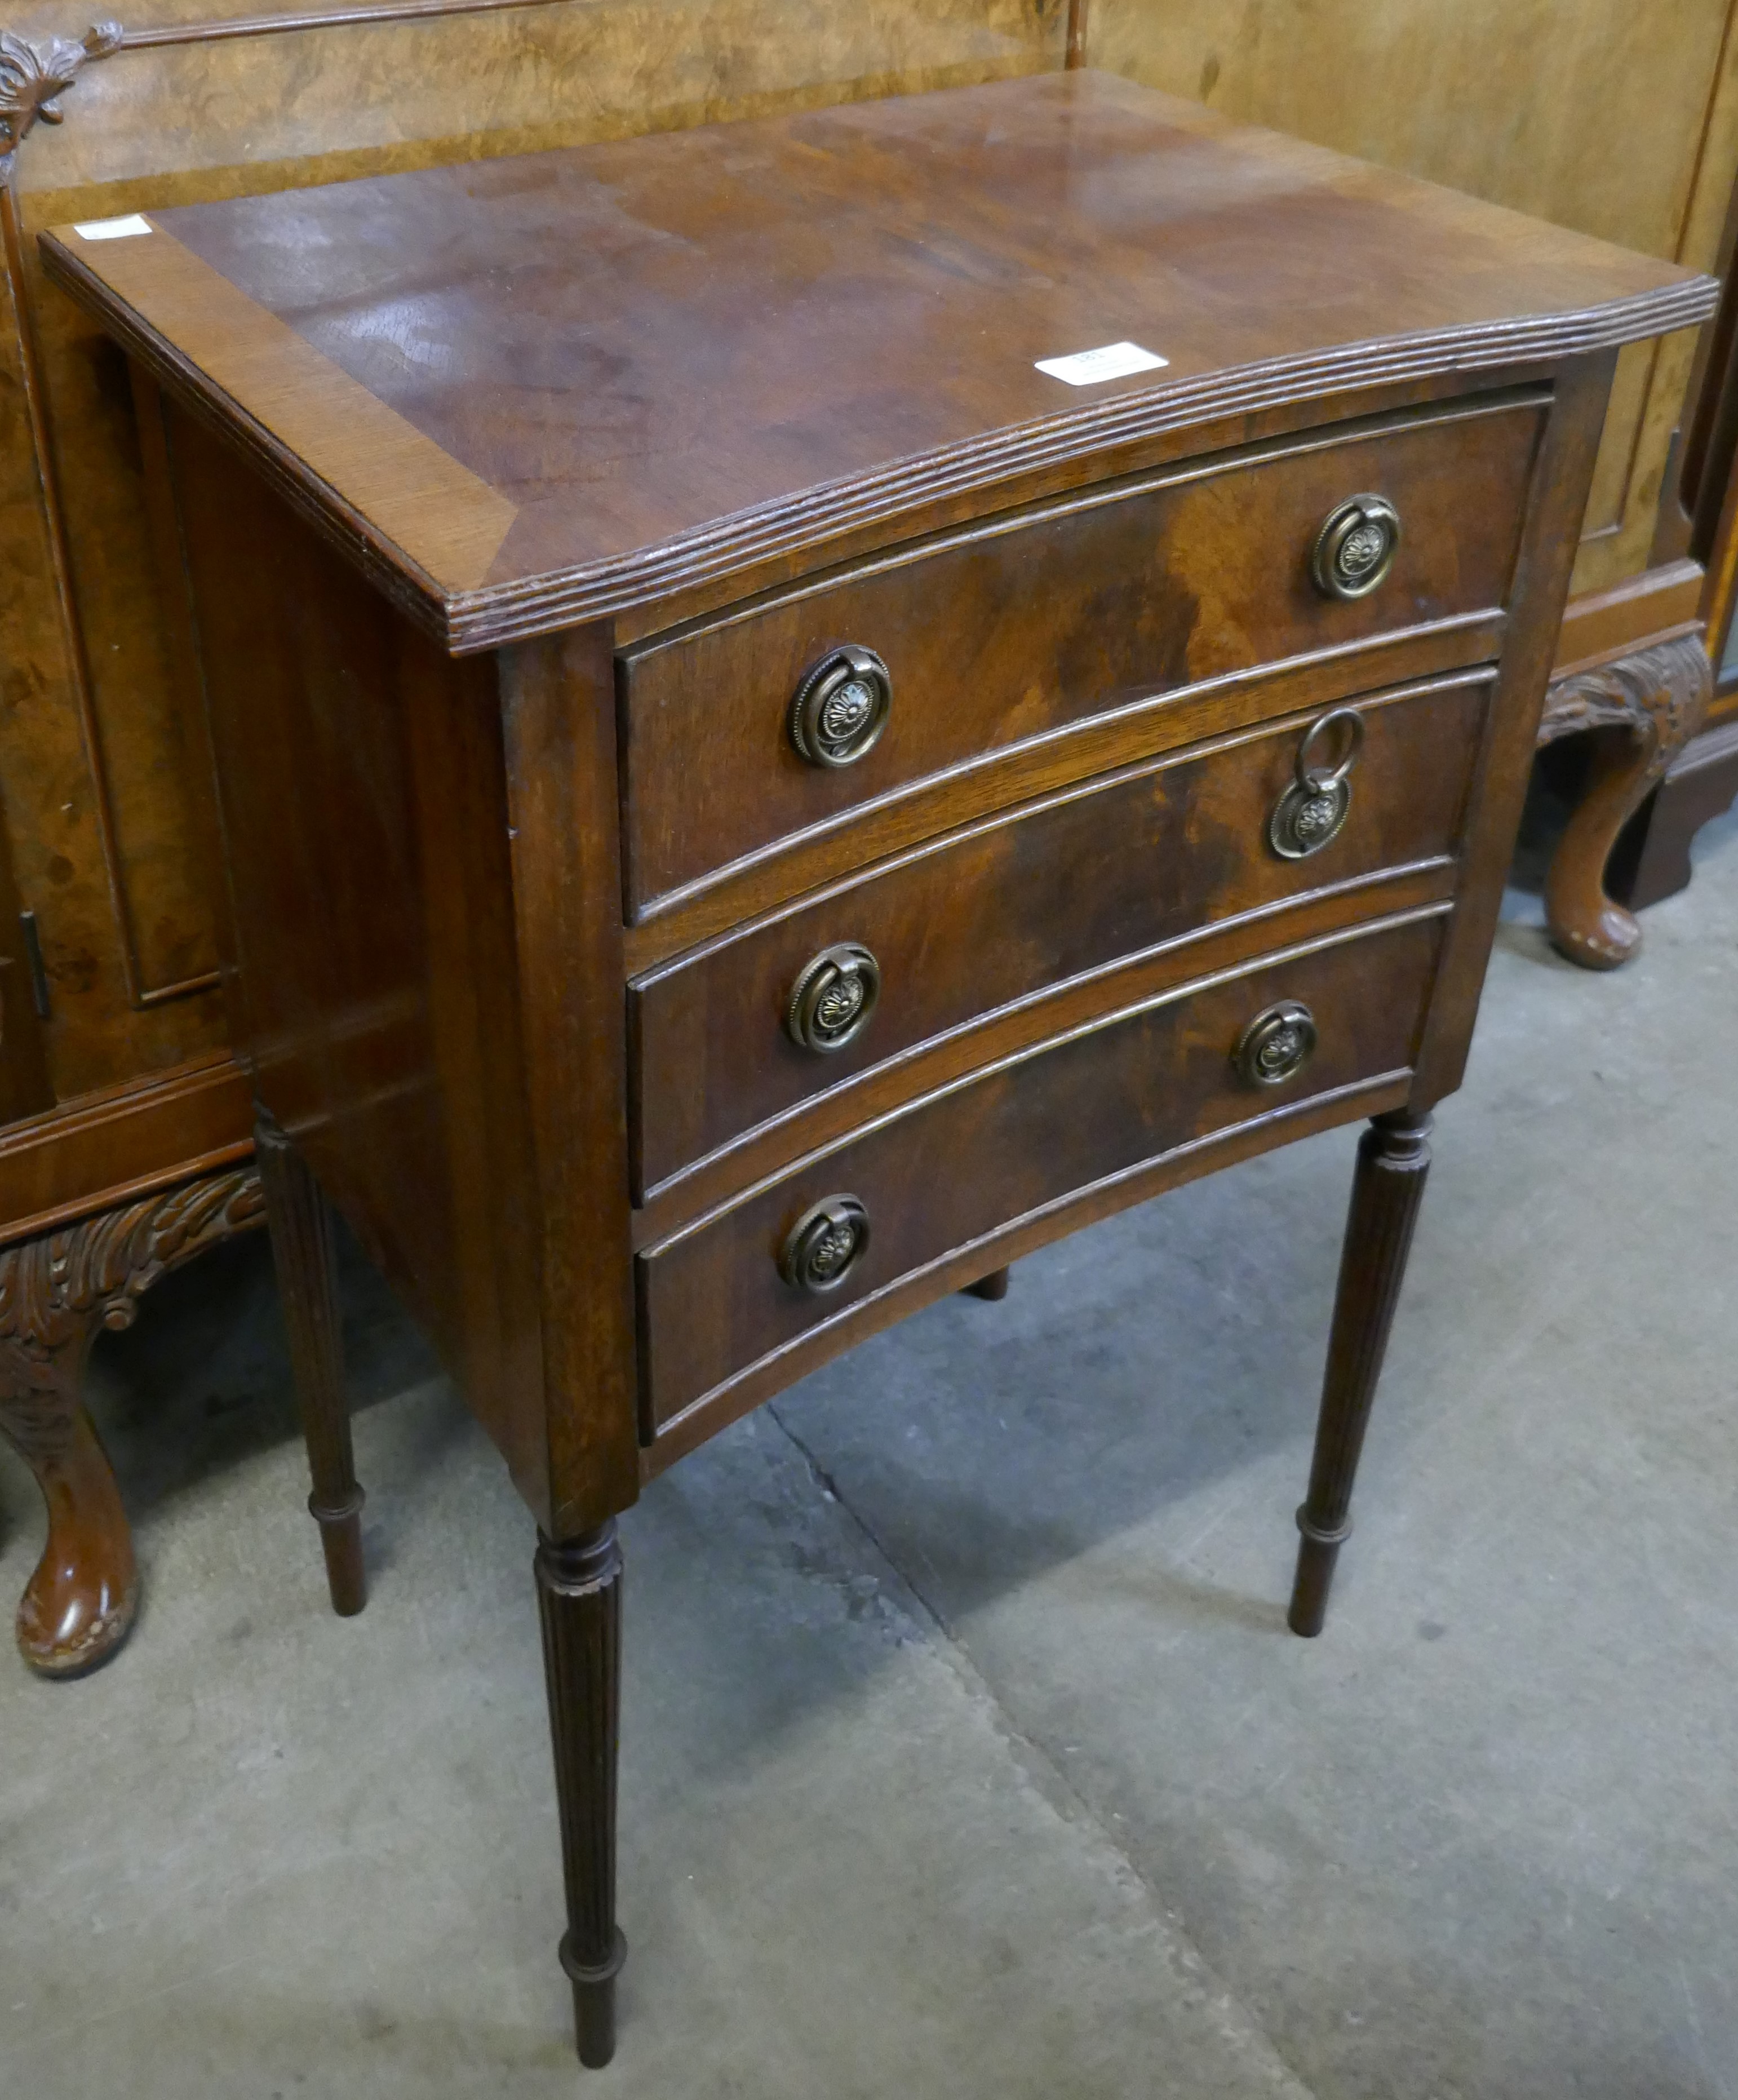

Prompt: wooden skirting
[{"left": 0, "top": 1054, "right": 254, "bottom": 1247}]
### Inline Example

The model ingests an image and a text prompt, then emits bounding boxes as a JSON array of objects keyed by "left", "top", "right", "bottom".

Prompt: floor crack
[{"left": 764, "top": 1397, "right": 1321, "bottom": 2100}]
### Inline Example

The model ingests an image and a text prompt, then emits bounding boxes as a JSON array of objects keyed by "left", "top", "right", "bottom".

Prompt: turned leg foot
[
  {"left": 1289, "top": 1109, "right": 1432, "bottom": 1637},
  {"left": 962, "top": 1265, "right": 1010, "bottom": 1301},
  {"left": 537, "top": 1522, "right": 625, "bottom": 2069},
  {"left": 256, "top": 1114, "right": 365, "bottom": 1615},
  {"left": 1538, "top": 633, "right": 1710, "bottom": 969}
]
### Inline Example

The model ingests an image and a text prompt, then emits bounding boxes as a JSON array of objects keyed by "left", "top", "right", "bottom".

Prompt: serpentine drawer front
[
  {"left": 630, "top": 671, "right": 1491, "bottom": 1200},
  {"left": 619, "top": 393, "right": 1542, "bottom": 921},
  {"left": 44, "top": 65, "right": 1714, "bottom": 2075},
  {"left": 636, "top": 909, "right": 1448, "bottom": 1443}
]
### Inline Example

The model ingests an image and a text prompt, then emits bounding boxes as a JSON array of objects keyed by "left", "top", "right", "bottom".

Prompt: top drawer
[{"left": 619, "top": 392, "right": 1544, "bottom": 919}]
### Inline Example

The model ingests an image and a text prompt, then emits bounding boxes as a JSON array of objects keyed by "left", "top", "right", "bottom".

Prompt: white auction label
[
  {"left": 1035, "top": 340, "right": 1168, "bottom": 387},
  {"left": 74, "top": 215, "right": 154, "bottom": 241}
]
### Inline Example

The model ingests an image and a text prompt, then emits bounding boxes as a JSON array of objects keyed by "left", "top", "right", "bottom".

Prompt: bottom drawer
[{"left": 637, "top": 906, "right": 1447, "bottom": 1438}]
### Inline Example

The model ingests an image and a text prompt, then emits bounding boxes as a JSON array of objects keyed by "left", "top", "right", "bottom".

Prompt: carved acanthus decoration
[
  {"left": 1537, "top": 631, "right": 1714, "bottom": 970},
  {"left": 0, "top": 21, "right": 122, "bottom": 181},
  {"left": 0, "top": 1166, "right": 263, "bottom": 1467},
  {"left": 1539, "top": 631, "right": 1712, "bottom": 767}
]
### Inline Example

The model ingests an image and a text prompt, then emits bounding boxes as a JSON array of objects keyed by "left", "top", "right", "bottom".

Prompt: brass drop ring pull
[
  {"left": 1269, "top": 707, "right": 1364, "bottom": 860},
  {"left": 778, "top": 1194, "right": 871, "bottom": 1295},
  {"left": 786, "top": 943, "right": 881, "bottom": 1053},
  {"left": 788, "top": 645, "right": 892, "bottom": 767},
  {"left": 1312, "top": 494, "right": 1401, "bottom": 600},
  {"left": 1233, "top": 1000, "right": 1318, "bottom": 1087}
]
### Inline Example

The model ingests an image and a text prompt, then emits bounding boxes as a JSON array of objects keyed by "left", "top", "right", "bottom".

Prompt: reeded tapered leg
[
  {"left": 255, "top": 1114, "right": 365, "bottom": 1615},
  {"left": 1289, "top": 1109, "right": 1432, "bottom": 1637},
  {"left": 963, "top": 1265, "right": 1010, "bottom": 1301},
  {"left": 537, "top": 1522, "right": 626, "bottom": 2069}
]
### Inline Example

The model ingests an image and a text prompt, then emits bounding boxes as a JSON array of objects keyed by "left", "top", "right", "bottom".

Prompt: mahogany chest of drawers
[{"left": 41, "top": 69, "right": 1714, "bottom": 2071}]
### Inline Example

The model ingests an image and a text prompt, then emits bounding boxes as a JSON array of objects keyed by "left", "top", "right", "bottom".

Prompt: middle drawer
[{"left": 630, "top": 667, "right": 1488, "bottom": 1202}]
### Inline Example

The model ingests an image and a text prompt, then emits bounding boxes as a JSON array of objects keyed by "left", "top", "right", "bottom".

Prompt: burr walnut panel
[
  {"left": 629, "top": 670, "right": 1491, "bottom": 1200},
  {"left": 619, "top": 397, "right": 1541, "bottom": 918}
]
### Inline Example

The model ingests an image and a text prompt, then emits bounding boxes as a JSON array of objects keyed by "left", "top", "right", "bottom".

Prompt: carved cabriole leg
[
  {"left": 0, "top": 1168, "right": 264, "bottom": 1675},
  {"left": 537, "top": 1522, "right": 626, "bottom": 2070},
  {"left": 963, "top": 1265, "right": 1010, "bottom": 1301},
  {"left": 1538, "top": 632, "right": 1712, "bottom": 969},
  {"left": 254, "top": 1115, "right": 365, "bottom": 1616},
  {"left": 1288, "top": 1110, "right": 1433, "bottom": 1638},
  {"left": 0, "top": 1332, "right": 135, "bottom": 1678}
]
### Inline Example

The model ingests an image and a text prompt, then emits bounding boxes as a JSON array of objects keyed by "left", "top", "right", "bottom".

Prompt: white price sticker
[
  {"left": 1035, "top": 340, "right": 1168, "bottom": 387},
  {"left": 74, "top": 215, "right": 154, "bottom": 241}
]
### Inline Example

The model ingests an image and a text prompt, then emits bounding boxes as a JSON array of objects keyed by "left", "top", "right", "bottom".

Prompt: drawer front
[
  {"left": 632, "top": 672, "right": 1487, "bottom": 1199},
  {"left": 637, "top": 909, "right": 1446, "bottom": 1435},
  {"left": 620, "top": 394, "right": 1542, "bottom": 916}
]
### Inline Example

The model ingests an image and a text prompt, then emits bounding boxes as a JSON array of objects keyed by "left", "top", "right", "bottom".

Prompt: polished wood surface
[
  {"left": 1289, "top": 1107, "right": 1433, "bottom": 1637},
  {"left": 639, "top": 910, "right": 1446, "bottom": 1441},
  {"left": 0, "top": 0, "right": 1064, "bottom": 1677},
  {"left": 42, "top": 73, "right": 1710, "bottom": 649},
  {"left": 537, "top": 1522, "right": 627, "bottom": 2070},
  {"left": 619, "top": 397, "right": 1541, "bottom": 915},
  {"left": 254, "top": 1113, "right": 366, "bottom": 1614},
  {"left": 1538, "top": 632, "right": 1714, "bottom": 967},
  {"left": 0, "top": 1164, "right": 263, "bottom": 1673},
  {"left": 56, "top": 68, "right": 1708, "bottom": 2067},
  {"left": 632, "top": 674, "right": 1490, "bottom": 1200}
]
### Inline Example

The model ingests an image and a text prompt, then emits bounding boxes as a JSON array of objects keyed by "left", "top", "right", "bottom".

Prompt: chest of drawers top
[{"left": 42, "top": 69, "right": 1708, "bottom": 656}]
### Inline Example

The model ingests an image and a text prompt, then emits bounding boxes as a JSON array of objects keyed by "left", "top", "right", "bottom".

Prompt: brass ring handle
[
  {"left": 1269, "top": 707, "right": 1365, "bottom": 859},
  {"left": 788, "top": 646, "right": 892, "bottom": 768},
  {"left": 778, "top": 1194, "right": 871, "bottom": 1295},
  {"left": 1311, "top": 495, "right": 1401, "bottom": 601},
  {"left": 786, "top": 943, "right": 881, "bottom": 1054},
  {"left": 1233, "top": 1001, "right": 1318, "bottom": 1087}
]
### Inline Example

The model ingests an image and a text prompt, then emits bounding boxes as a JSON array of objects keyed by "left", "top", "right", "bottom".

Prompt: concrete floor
[{"left": 3, "top": 814, "right": 1736, "bottom": 2099}]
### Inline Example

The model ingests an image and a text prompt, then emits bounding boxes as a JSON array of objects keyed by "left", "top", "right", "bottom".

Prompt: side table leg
[
  {"left": 537, "top": 1521, "right": 626, "bottom": 2070},
  {"left": 255, "top": 1114, "right": 366, "bottom": 1615},
  {"left": 1537, "top": 632, "right": 1711, "bottom": 969},
  {"left": 1289, "top": 1109, "right": 1433, "bottom": 1637}
]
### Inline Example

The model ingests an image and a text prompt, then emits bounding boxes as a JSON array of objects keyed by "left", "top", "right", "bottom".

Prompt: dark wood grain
[
  {"left": 537, "top": 1522, "right": 626, "bottom": 2071},
  {"left": 64, "top": 76, "right": 1707, "bottom": 2058},
  {"left": 254, "top": 1112, "right": 366, "bottom": 1615},
  {"left": 1288, "top": 1109, "right": 1433, "bottom": 1637},
  {"left": 39, "top": 73, "right": 1713, "bottom": 647},
  {"left": 165, "top": 400, "right": 560, "bottom": 1527},
  {"left": 622, "top": 614, "right": 1505, "bottom": 972},
  {"left": 632, "top": 672, "right": 1489, "bottom": 1200},
  {"left": 499, "top": 630, "right": 642, "bottom": 1535},
  {"left": 1537, "top": 632, "right": 1713, "bottom": 968},
  {"left": 1411, "top": 354, "right": 1620, "bottom": 1102},
  {"left": 0, "top": 1166, "right": 263, "bottom": 1674},
  {"left": 638, "top": 910, "right": 1446, "bottom": 1439},
  {"left": 632, "top": 860, "right": 1457, "bottom": 1253},
  {"left": 619, "top": 396, "right": 1539, "bottom": 915}
]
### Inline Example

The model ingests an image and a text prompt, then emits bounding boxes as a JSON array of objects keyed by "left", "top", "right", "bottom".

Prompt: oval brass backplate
[
  {"left": 778, "top": 1195, "right": 871, "bottom": 1294},
  {"left": 788, "top": 646, "right": 892, "bottom": 767},
  {"left": 786, "top": 943, "right": 881, "bottom": 1053},
  {"left": 1233, "top": 1001, "right": 1319, "bottom": 1087},
  {"left": 1311, "top": 495, "right": 1400, "bottom": 601}
]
